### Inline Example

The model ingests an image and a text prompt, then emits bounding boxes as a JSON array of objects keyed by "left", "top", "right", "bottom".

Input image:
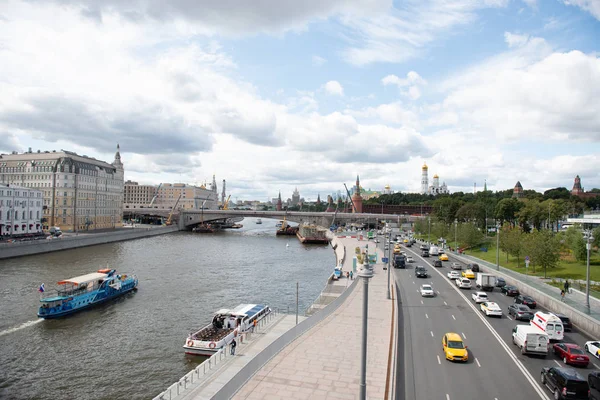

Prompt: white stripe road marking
[
  {"left": 414, "top": 251, "right": 552, "bottom": 400},
  {"left": 475, "top": 358, "right": 481, "bottom": 367},
  {"left": 594, "top": 363, "right": 600, "bottom": 369},
  {"left": 431, "top": 331, "right": 434, "bottom": 337},
  {"left": 437, "top": 291, "right": 441, "bottom": 294},
  {"left": 554, "top": 360, "right": 562, "bottom": 367},
  {"left": 444, "top": 301, "right": 448, "bottom": 306},
  {"left": 437, "top": 355, "right": 441, "bottom": 364},
  {"left": 413, "top": 281, "right": 415, "bottom": 285},
  {"left": 507, "top": 315, "right": 513, "bottom": 320},
  {"left": 452, "top": 315, "right": 456, "bottom": 320},
  {"left": 446, "top": 394, "right": 450, "bottom": 400},
  {"left": 462, "top": 332, "right": 466, "bottom": 339},
  {"left": 426, "top": 314, "right": 429, "bottom": 319},
  {"left": 421, "top": 300, "right": 424, "bottom": 304}
]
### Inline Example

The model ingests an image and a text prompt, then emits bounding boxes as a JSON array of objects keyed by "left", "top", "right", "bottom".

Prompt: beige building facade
[
  {"left": 124, "top": 180, "right": 219, "bottom": 212},
  {"left": 0, "top": 184, "right": 44, "bottom": 236},
  {"left": 0, "top": 146, "right": 125, "bottom": 232}
]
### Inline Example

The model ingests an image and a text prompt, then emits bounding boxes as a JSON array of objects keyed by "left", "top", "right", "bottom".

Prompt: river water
[{"left": 0, "top": 218, "right": 334, "bottom": 400}]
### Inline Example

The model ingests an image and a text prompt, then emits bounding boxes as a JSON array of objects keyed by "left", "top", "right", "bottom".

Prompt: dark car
[
  {"left": 590, "top": 371, "right": 600, "bottom": 400},
  {"left": 508, "top": 304, "right": 534, "bottom": 321},
  {"left": 468, "top": 263, "right": 480, "bottom": 272},
  {"left": 495, "top": 277, "right": 506, "bottom": 288},
  {"left": 421, "top": 250, "right": 429, "bottom": 257},
  {"left": 433, "top": 260, "right": 443, "bottom": 268},
  {"left": 415, "top": 266, "right": 428, "bottom": 278},
  {"left": 394, "top": 255, "right": 406, "bottom": 269},
  {"left": 541, "top": 367, "right": 590, "bottom": 399},
  {"left": 502, "top": 285, "right": 520, "bottom": 296},
  {"left": 555, "top": 314, "right": 573, "bottom": 331},
  {"left": 515, "top": 295, "right": 537, "bottom": 308}
]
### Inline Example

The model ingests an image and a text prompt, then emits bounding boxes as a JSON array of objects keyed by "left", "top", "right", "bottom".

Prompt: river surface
[{"left": 0, "top": 218, "right": 334, "bottom": 400}]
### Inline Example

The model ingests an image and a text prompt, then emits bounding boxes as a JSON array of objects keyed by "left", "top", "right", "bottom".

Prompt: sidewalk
[{"left": 231, "top": 238, "right": 394, "bottom": 400}]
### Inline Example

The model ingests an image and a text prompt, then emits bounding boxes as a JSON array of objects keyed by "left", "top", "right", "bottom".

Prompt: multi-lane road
[{"left": 378, "top": 237, "right": 599, "bottom": 400}]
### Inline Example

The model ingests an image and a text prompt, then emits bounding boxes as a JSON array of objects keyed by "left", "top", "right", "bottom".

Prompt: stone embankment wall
[{"left": 0, "top": 226, "right": 180, "bottom": 260}]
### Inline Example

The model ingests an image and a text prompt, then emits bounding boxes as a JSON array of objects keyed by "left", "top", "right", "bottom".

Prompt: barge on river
[
  {"left": 296, "top": 224, "right": 330, "bottom": 244},
  {"left": 37, "top": 268, "right": 138, "bottom": 319},
  {"left": 183, "top": 304, "right": 271, "bottom": 356}
]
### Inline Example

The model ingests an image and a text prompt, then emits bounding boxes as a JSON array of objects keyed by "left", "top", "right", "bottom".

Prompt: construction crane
[
  {"left": 222, "top": 195, "right": 232, "bottom": 210},
  {"left": 149, "top": 183, "right": 162, "bottom": 208},
  {"left": 166, "top": 193, "right": 182, "bottom": 226}
]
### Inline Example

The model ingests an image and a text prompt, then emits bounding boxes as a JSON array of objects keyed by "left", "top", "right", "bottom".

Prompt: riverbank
[{"left": 0, "top": 225, "right": 180, "bottom": 259}]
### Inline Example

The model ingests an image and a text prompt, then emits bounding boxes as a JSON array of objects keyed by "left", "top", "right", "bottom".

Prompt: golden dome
[
  {"left": 385, "top": 184, "right": 391, "bottom": 189},
  {"left": 422, "top": 163, "right": 428, "bottom": 170},
  {"left": 433, "top": 174, "right": 439, "bottom": 179}
]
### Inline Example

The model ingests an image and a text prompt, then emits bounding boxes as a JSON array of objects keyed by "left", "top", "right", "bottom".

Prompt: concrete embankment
[{"left": 0, "top": 226, "right": 180, "bottom": 260}]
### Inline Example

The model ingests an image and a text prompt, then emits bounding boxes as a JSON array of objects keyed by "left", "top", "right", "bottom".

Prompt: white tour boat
[{"left": 183, "top": 304, "right": 271, "bottom": 356}]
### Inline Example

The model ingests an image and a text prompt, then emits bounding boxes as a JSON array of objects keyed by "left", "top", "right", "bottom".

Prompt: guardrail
[{"left": 152, "top": 309, "right": 279, "bottom": 400}]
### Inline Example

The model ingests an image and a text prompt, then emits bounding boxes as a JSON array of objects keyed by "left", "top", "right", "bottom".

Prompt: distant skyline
[{"left": 1, "top": 0, "right": 599, "bottom": 200}]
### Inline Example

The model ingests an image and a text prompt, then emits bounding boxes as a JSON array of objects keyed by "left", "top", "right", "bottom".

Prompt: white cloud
[
  {"left": 522, "top": 0, "right": 537, "bottom": 8},
  {"left": 504, "top": 32, "right": 530, "bottom": 48},
  {"left": 381, "top": 71, "right": 426, "bottom": 99},
  {"left": 312, "top": 55, "right": 327, "bottom": 66},
  {"left": 323, "top": 80, "right": 345, "bottom": 96},
  {"left": 562, "top": 0, "right": 600, "bottom": 21}
]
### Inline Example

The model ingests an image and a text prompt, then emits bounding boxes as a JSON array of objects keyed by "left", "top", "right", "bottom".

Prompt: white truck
[
  {"left": 429, "top": 246, "right": 439, "bottom": 256},
  {"left": 476, "top": 273, "right": 496, "bottom": 291}
]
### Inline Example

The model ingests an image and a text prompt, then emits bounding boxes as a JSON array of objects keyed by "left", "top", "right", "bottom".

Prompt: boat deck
[{"left": 193, "top": 327, "right": 234, "bottom": 342}]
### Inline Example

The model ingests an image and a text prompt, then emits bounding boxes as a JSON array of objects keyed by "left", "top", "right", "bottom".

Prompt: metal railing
[{"left": 152, "top": 309, "right": 279, "bottom": 400}]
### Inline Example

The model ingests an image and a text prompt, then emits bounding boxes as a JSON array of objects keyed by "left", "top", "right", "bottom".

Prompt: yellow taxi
[
  {"left": 439, "top": 254, "right": 449, "bottom": 261},
  {"left": 461, "top": 269, "right": 475, "bottom": 279},
  {"left": 442, "top": 332, "right": 468, "bottom": 362},
  {"left": 393, "top": 247, "right": 401, "bottom": 254}
]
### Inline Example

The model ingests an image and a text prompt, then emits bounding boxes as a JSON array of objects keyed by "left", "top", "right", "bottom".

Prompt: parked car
[
  {"left": 555, "top": 313, "right": 573, "bottom": 331},
  {"left": 584, "top": 341, "right": 600, "bottom": 359},
  {"left": 495, "top": 277, "right": 506, "bottom": 288},
  {"left": 515, "top": 295, "right": 537, "bottom": 308},
  {"left": 472, "top": 291, "right": 489, "bottom": 303},
  {"left": 501, "top": 285, "right": 520, "bottom": 296},
  {"left": 451, "top": 262, "right": 462, "bottom": 270},
  {"left": 540, "top": 367, "right": 589, "bottom": 400},
  {"left": 455, "top": 278, "right": 472, "bottom": 289},
  {"left": 508, "top": 304, "right": 534, "bottom": 321},
  {"left": 552, "top": 343, "right": 590, "bottom": 367},
  {"left": 433, "top": 260, "right": 443, "bottom": 268},
  {"left": 590, "top": 371, "right": 600, "bottom": 400},
  {"left": 467, "top": 263, "right": 480, "bottom": 272}
]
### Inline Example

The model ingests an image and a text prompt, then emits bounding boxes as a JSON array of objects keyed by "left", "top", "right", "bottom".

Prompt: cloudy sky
[{"left": 1, "top": 0, "right": 599, "bottom": 202}]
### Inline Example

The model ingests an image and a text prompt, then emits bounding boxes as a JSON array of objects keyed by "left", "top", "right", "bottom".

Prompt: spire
[
  {"left": 112, "top": 143, "right": 123, "bottom": 171},
  {"left": 317, "top": 193, "right": 321, "bottom": 205},
  {"left": 355, "top": 175, "right": 360, "bottom": 195},
  {"left": 484, "top": 179, "right": 487, "bottom": 192}
]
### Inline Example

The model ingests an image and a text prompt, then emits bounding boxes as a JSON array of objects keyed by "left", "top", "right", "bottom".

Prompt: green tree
[
  {"left": 495, "top": 198, "right": 521, "bottom": 226},
  {"left": 563, "top": 226, "right": 587, "bottom": 261},
  {"left": 503, "top": 225, "right": 524, "bottom": 267},
  {"left": 593, "top": 227, "right": 600, "bottom": 249},
  {"left": 459, "top": 223, "right": 484, "bottom": 249},
  {"left": 523, "top": 230, "right": 561, "bottom": 278},
  {"left": 543, "top": 187, "right": 571, "bottom": 200}
]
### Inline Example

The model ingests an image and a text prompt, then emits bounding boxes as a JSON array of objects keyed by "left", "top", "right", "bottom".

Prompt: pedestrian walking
[
  {"left": 350, "top": 271, "right": 353, "bottom": 280},
  {"left": 564, "top": 280, "right": 570, "bottom": 294},
  {"left": 252, "top": 319, "right": 257, "bottom": 332},
  {"left": 560, "top": 290, "right": 565, "bottom": 302},
  {"left": 230, "top": 338, "right": 237, "bottom": 355}
]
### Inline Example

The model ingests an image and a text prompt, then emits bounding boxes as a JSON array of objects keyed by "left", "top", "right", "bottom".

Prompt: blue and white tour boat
[
  {"left": 183, "top": 303, "right": 271, "bottom": 356},
  {"left": 37, "top": 268, "right": 138, "bottom": 319}
]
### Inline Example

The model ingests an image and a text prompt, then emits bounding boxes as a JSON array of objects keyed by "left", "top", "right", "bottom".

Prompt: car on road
[
  {"left": 501, "top": 285, "right": 520, "bottom": 296},
  {"left": 555, "top": 314, "right": 573, "bottom": 332},
  {"left": 461, "top": 269, "right": 475, "bottom": 279},
  {"left": 515, "top": 295, "right": 537, "bottom": 308},
  {"left": 590, "top": 371, "right": 600, "bottom": 400},
  {"left": 438, "top": 248, "right": 445, "bottom": 254},
  {"left": 451, "top": 262, "right": 462, "bottom": 270},
  {"left": 442, "top": 332, "right": 468, "bottom": 362},
  {"left": 420, "top": 284, "right": 435, "bottom": 297},
  {"left": 584, "top": 341, "right": 600, "bottom": 359},
  {"left": 415, "top": 266, "right": 428, "bottom": 278},
  {"left": 472, "top": 291, "right": 489, "bottom": 303},
  {"left": 406, "top": 256, "right": 414, "bottom": 263},
  {"left": 480, "top": 301, "right": 502, "bottom": 317},
  {"left": 467, "top": 263, "right": 480, "bottom": 272},
  {"left": 433, "top": 260, "right": 443, "bottom": 268},
  {"left": 541, "top": 367, "right": 589, "bottom": 400},
  {"left": 455, "top": 278, "right": 472, "bottom": 289},
  {"left": 508, "top": 304, "right": 534, "bottom": 321},
  {"left": 439, "top": 254, "right": 449, "bottom": 261},
  {"left": 420, "top": 244, "right": 428, "bottom": 250},
  {"left": 552, "top": 343, "right": 590, "bottom": 367},
  {"left": 421, "top": 250, "right": 429, "bottom": 257},
  {"left": 495, "top": 277, "right": 506, "bottom": 288},
  {"left": 447, "top": 271, "right": 461, "bottom": 280}
]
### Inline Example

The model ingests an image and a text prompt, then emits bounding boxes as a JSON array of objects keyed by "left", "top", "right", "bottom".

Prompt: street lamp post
[
  {"left": 585, "top": 229, "right": 594, "bottom": 309},
  {"left": 496, "top": 223, "right": 500, "bottom": 271},
  {"left": 358, "top": 265, "right": 374, "bottom": 400},
  {"left": 454, "top": 219, "right": 458, "bottom": 253},
  {"left": 387, "top": 231, "right": 391, "bottom": 300},
  {"left": 428, "top": 217, "right": 431, "bottom": 243}
]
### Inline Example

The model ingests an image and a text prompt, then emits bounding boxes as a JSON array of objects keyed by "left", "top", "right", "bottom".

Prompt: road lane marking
[
  {"left": 475, "top": 358, "right": 481, "bottom": 367},
  {"left": 452, "top": 315, "right": 456, "bottom": 320},
  {"left": 404, "top": 249, "right": 552, "bottom": 400},
  {"left": 462, "top": 332, "right": 466, "bottom": 339},
  {"left": 507, "top": 315, "right": 513, "bottom": 320},
  {"left": 431, "top": 331, "right": 434, "bottom": 337},
  {"left": 437, "top": 291, "right": 441, "bottom": 294},
  {"left": 554, "top": 360, "right": 562, "bottom": 367},
  {"left": 421, "top": 300, "right": 424, "bottom": 304},
  {"left": 594, "top": 363, "right": 600, "bottom": 369},
  {"left": 426, "top": 314, "right": 429, "bottom": 319},
  {"left": 444, "top": 301, "right": 448, "bottom": 306},
  {"left": 446, "top": 394, "right": 450, "bottom": 400},
  {"left": 413, "top": 281, "right": 415, "bottom": 285},
  {"left": 437, "top": 355, "right": 441, "bottom": 364}
]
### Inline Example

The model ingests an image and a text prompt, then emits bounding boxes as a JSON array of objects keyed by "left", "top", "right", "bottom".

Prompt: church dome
[
  {"left": 433, "top": 174, "right": 439, "bottom": 179},
  {"left": 422, "top": 163, "right": 428, "bottom": 170},
  {"left": 384, "top": 184, "right": 390, "bottom": 189}
]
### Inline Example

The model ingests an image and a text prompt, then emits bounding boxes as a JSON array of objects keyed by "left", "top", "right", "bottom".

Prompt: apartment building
[{"left": 0, "top": 183, "right": 43, "bottom": 236}]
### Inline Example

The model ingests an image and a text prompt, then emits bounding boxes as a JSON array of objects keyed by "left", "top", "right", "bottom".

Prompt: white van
[
  {"left": 429, "top": 246, "right": 439, "bottom": 256},
  {"left": 512, "top": 324, "right": 549, "bottom": 356},
  {"left": 530, "top": 311, "right": 564, "bottom": 341}
]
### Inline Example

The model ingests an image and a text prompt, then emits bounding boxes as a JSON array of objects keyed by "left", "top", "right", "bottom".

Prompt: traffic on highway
[{"left": 377, "top": 232, "right": 599, "bottom": 400}]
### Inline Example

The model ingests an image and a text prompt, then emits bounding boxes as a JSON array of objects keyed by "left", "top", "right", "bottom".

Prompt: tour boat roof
[
  {"left": 57, "top": 272, "right": 108, "bottom": 285},
  {"left": 214, "top": 304, "right": 267, "bottom": 319}
]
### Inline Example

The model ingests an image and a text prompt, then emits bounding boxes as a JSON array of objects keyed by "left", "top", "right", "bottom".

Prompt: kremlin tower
[
  {"left": 276, "top": 191, "right": 283, "bottom": 211},
  {"left": 351, "top": 175, "right": 363, "bottom": 213},
  {"left": 421, "top": 163, "right": 429, "bottom": 194}
]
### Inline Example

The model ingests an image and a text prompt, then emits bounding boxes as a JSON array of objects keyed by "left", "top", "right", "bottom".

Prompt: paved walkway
[{"left": 231, "top": 238, "right": 394, "bottom": 400}]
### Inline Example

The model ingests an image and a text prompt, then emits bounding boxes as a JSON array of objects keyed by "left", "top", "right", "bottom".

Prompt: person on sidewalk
[
  {"left": 350, "top": 271, "right": 353, "bottom": 280},
  {"left": 230, "top": 338, "right": 237, "bottom": 355},
  {"left": 560, "top": 290, "right": 565, "bottom": 302},
  {"left": 564, "top": 280, "right": 570, "bottom": 294}
]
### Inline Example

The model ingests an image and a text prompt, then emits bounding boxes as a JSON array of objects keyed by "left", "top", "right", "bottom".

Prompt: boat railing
[{"left": 152, "top": 308, "right": 279, "bottom": 400}]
